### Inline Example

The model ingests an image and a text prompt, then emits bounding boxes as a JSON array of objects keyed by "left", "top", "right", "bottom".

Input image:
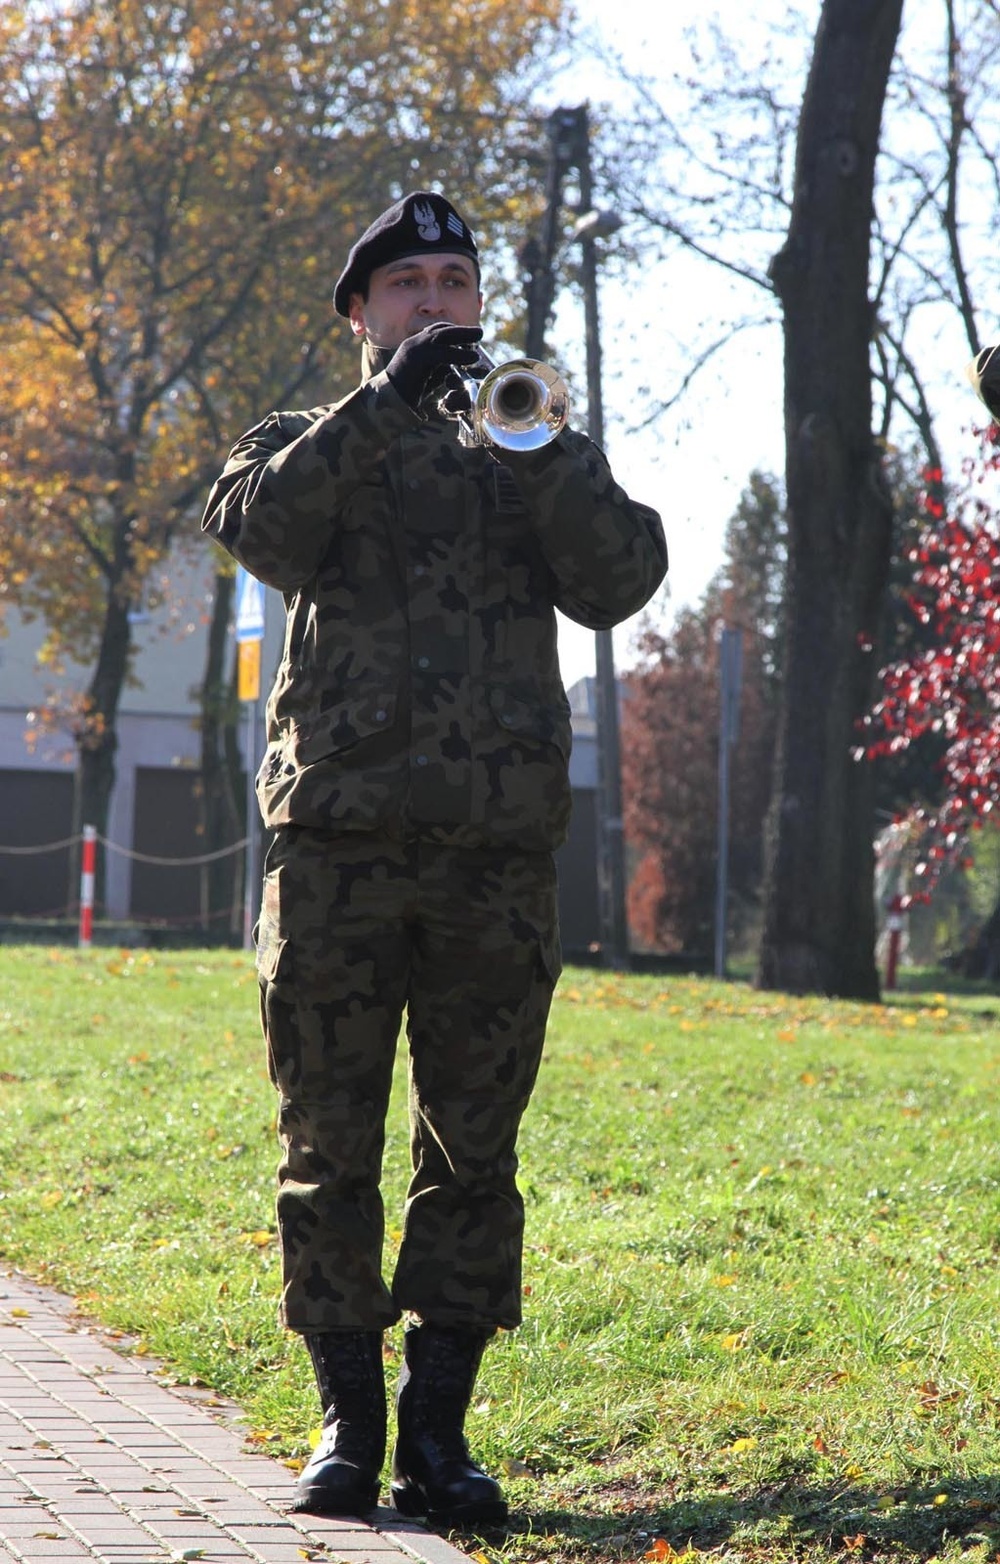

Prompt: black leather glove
[{"left": 385, "top": 322, "right": 483, "bottom": 411}]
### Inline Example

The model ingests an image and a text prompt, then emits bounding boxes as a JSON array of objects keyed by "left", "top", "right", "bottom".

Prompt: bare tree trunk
[
  {"left": 73, "top": 589, "right": 132, "bottom": 917},
  {"left": 758, "top": 0, "right": 904, "bottom": 999}
]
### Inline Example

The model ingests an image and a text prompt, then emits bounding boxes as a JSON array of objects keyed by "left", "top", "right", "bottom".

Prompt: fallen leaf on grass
[
  {"left": 917, "top": 1381, "right": 961, "bottom": 1408},
  {"left": 843, "top": 1535, "right": 866, "bottom": 1553},
  {"left": 644, "top": 1541, "right": 675, "bottom": 1560},
  {"left": 719, "top": 1330, "right": 748, "bottom": 1352},
  {"left": 240, "top": 1229, "right": 274, "bottom": 1247}
]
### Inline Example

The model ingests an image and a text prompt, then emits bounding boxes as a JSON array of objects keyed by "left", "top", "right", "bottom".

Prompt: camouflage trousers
[{"left": 254, "top": 827, "right": 561, "bottom": 1335}]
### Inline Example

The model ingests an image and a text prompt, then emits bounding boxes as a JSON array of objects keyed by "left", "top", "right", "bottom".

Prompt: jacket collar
[{"left": 361, "top": 340, "right": 393, "bottom": 383}]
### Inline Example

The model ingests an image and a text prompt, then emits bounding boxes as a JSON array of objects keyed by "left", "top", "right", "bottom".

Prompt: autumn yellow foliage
[{"left": 0, "top": 0, "right": 563, "bottom": 826}]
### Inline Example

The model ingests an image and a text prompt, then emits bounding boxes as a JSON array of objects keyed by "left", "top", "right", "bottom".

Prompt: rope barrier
[
  {"left": 100, "top": 836, "right": 250, "bottom": 867},
  {"left": 0, "top": 836, "right": 78, "bottom": 856},
  {"left": 0, "top": 833, "right": 248, "bottom": 866},
  {"left": 0, "top": 828, "right": 252, "bottom": 948},
  {"left": 3, "top": 901, "right": 248, "bottom": 928}
]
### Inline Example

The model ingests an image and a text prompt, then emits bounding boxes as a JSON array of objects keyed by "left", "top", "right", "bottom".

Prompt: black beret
[{"left": 333, "top": 191, "right": 479, "bottom": 317}]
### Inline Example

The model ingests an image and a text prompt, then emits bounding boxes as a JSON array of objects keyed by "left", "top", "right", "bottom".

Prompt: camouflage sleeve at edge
[
  {"left": 502, "top": 429, "right": 668, "bottom": 631},
  {"left": 200, "top": 374, "right": 420, "bottom": 592}
]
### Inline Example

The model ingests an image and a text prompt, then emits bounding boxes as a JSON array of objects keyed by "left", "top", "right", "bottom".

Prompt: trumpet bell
[{"left": 472, "top": 358, "right": 569, "bottom": 452}]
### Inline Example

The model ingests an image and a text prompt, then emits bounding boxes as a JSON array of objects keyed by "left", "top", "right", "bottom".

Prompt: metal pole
[
  {"left": 523, "top": 107, "right": 580, "bottom": 362},
  {"left": 714, "top": 629, "right": 743, "bottom": 979},
  {"left": 78, "top": 824, "right": 97, "bottom": 949},
  {"left": 242, "top": 700, "right": 259, "bottom": 952},
  {"left": 714, "top": 706, "right": 731, "bottom": 981},
  {"left": 575, "top": 106, "right": 630, "bottom": 971}
]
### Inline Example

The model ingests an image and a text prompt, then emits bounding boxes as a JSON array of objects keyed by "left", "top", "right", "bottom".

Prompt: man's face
[{"left": 348, "top": 252, "right": 482, "bottom": 351}]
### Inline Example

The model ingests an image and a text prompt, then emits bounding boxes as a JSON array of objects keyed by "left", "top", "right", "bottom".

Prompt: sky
[
  {"left": 543, "top": 0, "right": 996, "bottom": 691},
  {"left": 533, "top": 0, "right": 800, "bottom": 689}
]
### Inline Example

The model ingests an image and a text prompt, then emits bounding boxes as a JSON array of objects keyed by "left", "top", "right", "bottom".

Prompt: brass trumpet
[{"left": 443, "top": 348, "right": 570, "bottom": 452}]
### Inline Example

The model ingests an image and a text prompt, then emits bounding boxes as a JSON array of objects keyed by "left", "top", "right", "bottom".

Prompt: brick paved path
[{"left": 0, "top": 1269, "right": 470, "bottom": 1564}]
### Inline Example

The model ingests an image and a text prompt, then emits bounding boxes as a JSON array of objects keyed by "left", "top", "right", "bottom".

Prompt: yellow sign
[{"left": 238, "top": 637, "right": 261, "bottom": 702}]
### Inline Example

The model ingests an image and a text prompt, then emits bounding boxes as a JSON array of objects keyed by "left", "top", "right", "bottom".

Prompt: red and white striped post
[
  {"left": 884, "top": 894, "right": 905, "bottom": 991},
  {"left": 78, "top": 825, "right": 97, "bottom": 949}
]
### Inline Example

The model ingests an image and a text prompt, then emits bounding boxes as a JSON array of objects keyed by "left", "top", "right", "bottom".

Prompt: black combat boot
[
  {"left": 291, "top": 1331, "right": 386, "bottom": 1516},
  {"left": 390, "top": 1323, "right": 508, "bottom": 1527}
]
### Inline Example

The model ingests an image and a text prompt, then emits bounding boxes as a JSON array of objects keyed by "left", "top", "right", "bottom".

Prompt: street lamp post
[
  {"left": 572, "top": 198, "right": 628, "bottom": 971},
  {"left": 520, "top": 103, "right": 630, "bottom": 970}
]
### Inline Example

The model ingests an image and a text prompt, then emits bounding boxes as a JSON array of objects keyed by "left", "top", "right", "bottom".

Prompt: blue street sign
[{"left": 235, "top": 566, "right": 266, "bottom": 642}]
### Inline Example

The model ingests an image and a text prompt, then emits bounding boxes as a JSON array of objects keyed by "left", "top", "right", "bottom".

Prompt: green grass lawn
[{"left": 3, "top": 947, "right": 1000, "bottom": 1564}]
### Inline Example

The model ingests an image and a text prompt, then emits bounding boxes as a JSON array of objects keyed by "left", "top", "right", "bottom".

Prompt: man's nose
[{"left": 418, "top": 285, "right": 447, "bottom": 315}]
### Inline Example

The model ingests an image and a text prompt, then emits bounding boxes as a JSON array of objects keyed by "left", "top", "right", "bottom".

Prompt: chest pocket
[{"left": 289, "top": 689, "right": 398, "bottom": 765}]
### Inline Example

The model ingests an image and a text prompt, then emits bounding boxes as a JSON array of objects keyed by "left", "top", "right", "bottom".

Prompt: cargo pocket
[
  {"left": 539, "top": 918, "right": 563, "bottom": 990},
  {"left": 488, "top": 681, "right": 571, "bottom": 761},
  {"left": 255, "top": 869, "right": 288, "bottom": 984},
  {"left": 290, "top": 689, "right": 398, "bottom": 766},
  {"left": 255, "top": 868, "right": 297, "bottom": 1092}
]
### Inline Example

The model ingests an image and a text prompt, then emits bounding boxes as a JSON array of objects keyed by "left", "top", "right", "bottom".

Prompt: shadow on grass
[
  {"left": 890, "top": 967, "right": 1000, "bottom": 1003},
  {"left": 457, "top": 1476, "right": 1000, "bottom": 1561}
]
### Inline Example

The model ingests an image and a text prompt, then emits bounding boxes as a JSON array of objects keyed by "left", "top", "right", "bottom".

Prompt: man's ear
[{"left": 348, "top": 294, "right": 367, "bottom": 339}]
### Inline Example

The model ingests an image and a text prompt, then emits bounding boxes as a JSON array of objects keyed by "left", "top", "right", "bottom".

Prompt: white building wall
[
  {"left": 0, "top": 543, "right": 284, "bottom": 919},
  {"left": 1, "top": 540, "right": 599, "bottom": 928}
]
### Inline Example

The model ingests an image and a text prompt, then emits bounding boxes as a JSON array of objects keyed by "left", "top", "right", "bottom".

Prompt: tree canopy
[
  {"left": 0, "top": 0, "right": 565, "bottom": 837},
  {"left": 865, "top": 424, "right": 1000, "bottom": 895}
]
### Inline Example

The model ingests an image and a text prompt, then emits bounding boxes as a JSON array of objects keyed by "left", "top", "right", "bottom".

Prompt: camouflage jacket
[{"left": 201, "top": 346, "right": 667, "bottom": 852}]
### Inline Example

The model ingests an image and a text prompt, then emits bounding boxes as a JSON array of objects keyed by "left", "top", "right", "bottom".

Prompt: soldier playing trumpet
[{"left": 201, "top": 190, "right": 667, "bottom": 1526}]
